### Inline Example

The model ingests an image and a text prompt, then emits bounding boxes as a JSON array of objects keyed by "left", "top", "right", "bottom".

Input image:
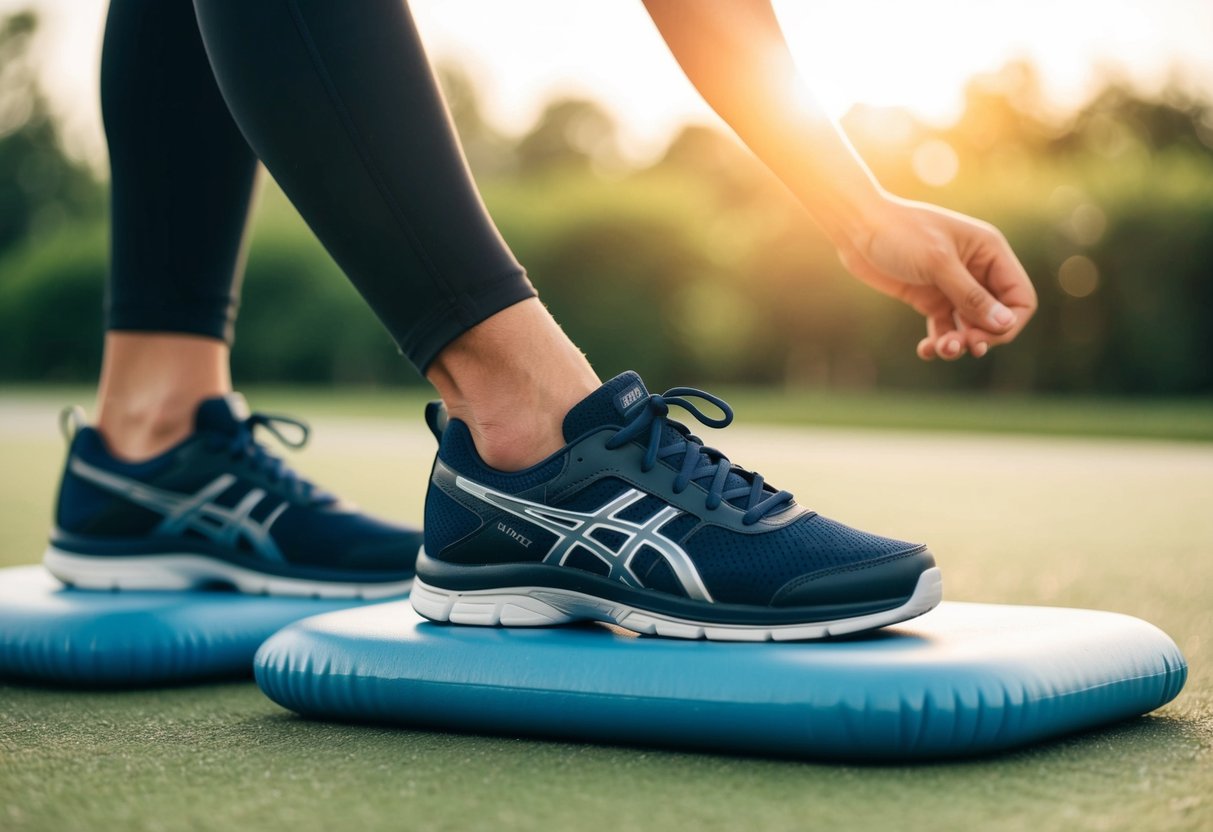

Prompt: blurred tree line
[{"left": 1, "top": 10, "right": 1211, "bottom": 395}]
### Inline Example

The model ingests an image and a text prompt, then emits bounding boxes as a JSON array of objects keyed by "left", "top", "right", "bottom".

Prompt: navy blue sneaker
[
  {"left": 412, "top": 372, "right": 942, "bottom": 641},
  {"left": 44, "top": 395, "right": 420, "bottom": 598}
]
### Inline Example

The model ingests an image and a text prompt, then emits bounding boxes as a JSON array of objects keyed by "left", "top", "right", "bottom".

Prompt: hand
[{"left": 838, "top": 196, "right": 1038, "bottom": 360}]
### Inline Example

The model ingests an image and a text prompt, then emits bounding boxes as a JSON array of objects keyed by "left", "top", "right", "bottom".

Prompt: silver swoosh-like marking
[
  {"left": 454, "top": 475, "right": 713, "bottom": 602},
  {"left": 69, "top": 457, "right": 288, "bottom": 562}
]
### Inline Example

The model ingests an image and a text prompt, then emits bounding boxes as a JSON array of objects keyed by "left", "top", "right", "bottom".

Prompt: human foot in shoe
[
  {"left": 413, "top": 372, "right": 941, "bottom": 640},
  {"left": 44, "top": 395, "right": 420, "bottom": 598}
]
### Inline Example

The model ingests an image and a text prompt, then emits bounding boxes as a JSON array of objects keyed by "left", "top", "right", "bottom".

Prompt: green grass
[
  {"left": 1, "top": 391, "right": 1211, "bottom": 831},
  {"left": 6, "top": 384, "right": 1213, "bottom": 441}
]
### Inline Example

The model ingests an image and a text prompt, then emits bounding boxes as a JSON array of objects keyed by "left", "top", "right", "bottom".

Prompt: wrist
[
  {"left": 812, "top": 186, "right": 895, "bottom": 255},
  {"left": 758, "top": 111, "right": 894, "bottom": 248}
]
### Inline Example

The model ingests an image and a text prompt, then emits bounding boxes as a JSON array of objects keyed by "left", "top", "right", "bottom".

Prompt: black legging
[{"left": 102, "top": 0, "right": 535, "bottom": 371}]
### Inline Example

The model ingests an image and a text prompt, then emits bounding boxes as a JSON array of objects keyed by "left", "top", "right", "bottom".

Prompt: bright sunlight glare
[
  {"left": 775, "top": 0, "right": 1213, "bottom": 125},
  {"left": 6, "top": 0, "right": 1213, "bottom": 169}
]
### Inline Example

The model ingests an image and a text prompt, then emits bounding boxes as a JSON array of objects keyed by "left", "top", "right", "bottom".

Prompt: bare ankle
[
  {"left": 96, "top": 397, "right": 203, "bottom": 460},
  {"left": 447, "top": 410, "right": 559, "bottom": 472},
  {"left": 94, "top": 332, "right": 232, "bottom": 461},
  {"left": 426, "top": 299, "right": 599, "bottom": 471}
]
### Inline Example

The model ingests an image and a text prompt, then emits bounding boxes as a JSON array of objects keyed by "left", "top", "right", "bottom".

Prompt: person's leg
[
  {"left": 178, "top": 1, "right": 940, "bottom": 633},
  {"left": 96, "top": 0, "right": 259, "bottom": 460},
  {"left": 190, "top": 0, "right": 598, "bottom": 471},
  {"left": 95, "top": 333, "right": 230, "bottom": 460},
  {"left": 47, "top": 0, "right": 421, "bottom": 597},
  {"left": 423, "top": 301, "right": 599, "bottom": 471}
]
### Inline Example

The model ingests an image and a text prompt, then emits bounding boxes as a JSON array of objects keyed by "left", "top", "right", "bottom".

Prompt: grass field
[{"left": 1, "top": 388, "right": 1210, "bottom": 831}]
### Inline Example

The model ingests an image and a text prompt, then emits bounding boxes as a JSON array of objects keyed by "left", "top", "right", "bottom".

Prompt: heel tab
[
  {"left": 424, "top": 400, "right": 449, "bottom": 443},
  {"left": 58, "top": 405, "right": 87, "bottom": 443}
]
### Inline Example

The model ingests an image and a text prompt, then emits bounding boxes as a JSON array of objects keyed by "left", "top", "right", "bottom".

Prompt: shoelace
[
  {"left": 604, "top": 387, "right": 794, "bottom": 525},
  {"left": 209, "top": 413, "right": 328, "bottom": 504}
]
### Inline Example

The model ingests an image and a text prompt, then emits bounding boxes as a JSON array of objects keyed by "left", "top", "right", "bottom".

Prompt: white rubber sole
[
  {"left": 42, "top": 546, "right": 414, "bottom": 600},
  {"left": 411, "top": 566, "right": 943, "bottom": 642}
]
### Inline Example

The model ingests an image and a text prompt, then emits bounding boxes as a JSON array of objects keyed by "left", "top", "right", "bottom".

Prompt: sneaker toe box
[
  {"left": 687, "top": 513, "right": 932, "bottom": 607},
  {"left": 771, "top": 543, "right": 934, "bottom": 608}
]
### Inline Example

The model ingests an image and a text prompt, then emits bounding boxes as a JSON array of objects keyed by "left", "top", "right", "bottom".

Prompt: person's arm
[{"left": 643, "top": 0, "right": 1037, "bottom": 359}]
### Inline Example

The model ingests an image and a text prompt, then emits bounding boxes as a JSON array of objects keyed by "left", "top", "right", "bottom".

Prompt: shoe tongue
[
  {"left": 194, "top": 393, "right": 250, "bottom": 435},
  {"left": 561, "top": 371, "right": 650, "bottom": 442}
]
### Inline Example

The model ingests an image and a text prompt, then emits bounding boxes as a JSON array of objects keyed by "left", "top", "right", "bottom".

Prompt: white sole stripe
[
  {"left": 42, "top": 547, "right": 414, "bottom": 600},
  {"left": 411, "top": 567, "right": 943, "bottom": 642}
]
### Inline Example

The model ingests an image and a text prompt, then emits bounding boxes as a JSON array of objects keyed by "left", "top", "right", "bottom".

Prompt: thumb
[{"left": 935, "top": 259, "right": 1017, "bottom": 333}]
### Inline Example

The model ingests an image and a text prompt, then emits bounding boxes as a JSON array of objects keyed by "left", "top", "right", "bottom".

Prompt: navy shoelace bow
[{"left": 605, "top": 387, "right": 793, "bottom": 525}]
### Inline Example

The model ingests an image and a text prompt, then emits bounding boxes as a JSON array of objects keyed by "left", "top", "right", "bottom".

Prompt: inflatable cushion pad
[
  {"left": 0, "top": 565, "right": 397, "bottom": 687},
  {"left": 254, "top": 600, "right": 1186, "bottom": 760}
]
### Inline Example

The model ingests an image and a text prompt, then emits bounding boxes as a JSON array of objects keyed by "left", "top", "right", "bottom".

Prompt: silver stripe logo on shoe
[
  {"left": 68, "top": 457, "right": 289, "bottom": 562},
  {"left": 454, "top": 475, "right": 714, "bottom": 602}
]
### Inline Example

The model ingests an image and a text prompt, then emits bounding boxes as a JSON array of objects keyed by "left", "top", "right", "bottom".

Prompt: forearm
[{"left": 643, "top": 0, "right": 886, "bottom": 247}]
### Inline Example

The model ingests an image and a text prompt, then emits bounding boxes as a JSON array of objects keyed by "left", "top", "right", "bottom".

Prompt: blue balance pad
[
  {"left": 0, "top": 565, "right": 400, "bottom": 686},
  {"left": 256, "top": 600, "right": 1187, "bottom": 760}
]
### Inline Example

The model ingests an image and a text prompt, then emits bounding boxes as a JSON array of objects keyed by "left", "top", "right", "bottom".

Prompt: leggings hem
[
  {"left": 107, "top": 305, "right": 236, "bottom": 345},
  {"left": 404, "top": 277, "right": 537, "bottom": 373}
]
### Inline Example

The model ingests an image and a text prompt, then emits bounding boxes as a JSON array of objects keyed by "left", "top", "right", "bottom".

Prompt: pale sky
[{"left": 6, "top": 0, "right": 1213, "bottom": 171}]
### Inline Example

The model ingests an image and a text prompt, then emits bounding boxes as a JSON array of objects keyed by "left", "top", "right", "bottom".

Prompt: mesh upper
[
  {"left": 640, "top": 556, "right": 686, "bottom": 597},
  {"left": 424, "top": 486, "right": 483, "bottom": 555},
  {"left": 590, "top": 528, "right": 629, "bottom": 551},
  {"left": 658, "top": 513, "right": 698, "bottom": 543},
  {"left": 566, "top": 547, "right": 610, "bottom": 577},
  {"left": 685, "top": 514, "right": 920, "bottom": 605}
]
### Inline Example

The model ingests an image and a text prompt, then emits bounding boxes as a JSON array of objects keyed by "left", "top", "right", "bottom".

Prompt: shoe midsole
[
  {"left": 415, "top": 549, "right": 927, "bottom": 626},
  {"left": 48, "top": 533, "right": 416, "bottom": 584},
  {"left": 43, "top": 547, "right": 416, "bottom": 595}
]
